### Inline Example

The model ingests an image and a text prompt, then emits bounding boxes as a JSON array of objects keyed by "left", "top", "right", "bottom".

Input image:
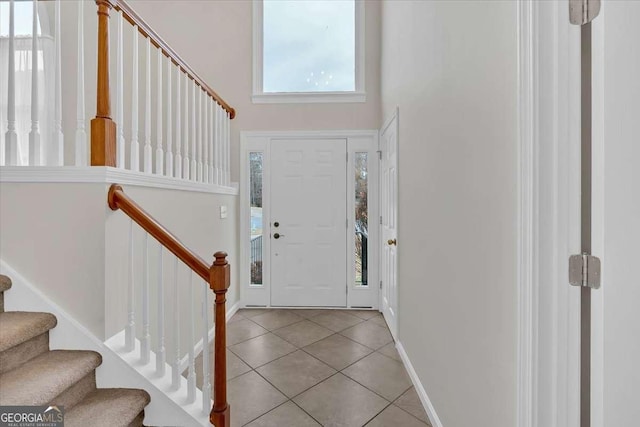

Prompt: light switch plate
[{"left": 220, "top": 205, "right": 228, "bottom": 219}]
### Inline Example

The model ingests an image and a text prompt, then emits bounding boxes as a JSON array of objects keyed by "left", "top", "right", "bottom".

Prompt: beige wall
[
  {"left": 0, "top": 183, "right": 108, "bottom": 336},
  {"left": 380, "top": 1, "right": 518, "bottom": 426},
  {"left": 127, "top": 0, "right": 381, "bottom": 181}
]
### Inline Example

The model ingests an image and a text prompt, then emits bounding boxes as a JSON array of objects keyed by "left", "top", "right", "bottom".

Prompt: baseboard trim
[{"left": 396, "top": 341, "right": 444, "bottom": 427}]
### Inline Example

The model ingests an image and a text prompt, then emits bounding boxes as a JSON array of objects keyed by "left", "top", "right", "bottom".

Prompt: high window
[{"left": 252, "top": 0, "right": 365, "bottom": 103}]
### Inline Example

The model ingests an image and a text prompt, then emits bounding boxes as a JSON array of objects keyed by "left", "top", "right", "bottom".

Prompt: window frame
[{"left": 251, "top": 0, "right": 366, "bottom": 104}]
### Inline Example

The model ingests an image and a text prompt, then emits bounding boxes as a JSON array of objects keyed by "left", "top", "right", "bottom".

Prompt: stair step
[
  {"left": 64, "top": 388, "right": 151, "bottom": 427},
  {"left": 0, "top": 332, "right": 50, "bottom": 374},
  {"left": 0, "top": 350, "right": 102, "bottom": 406},
  {"left": 0, "top": 275, "right": 11, "bottom": 293},
  {"left": 0, "top": 311, "right": 57, "bottom": 352}
]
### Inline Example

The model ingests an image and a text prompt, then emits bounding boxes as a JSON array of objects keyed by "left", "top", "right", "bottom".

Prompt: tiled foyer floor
[{"left": 197, "top": 309, "right": 431, "bottom": 427}]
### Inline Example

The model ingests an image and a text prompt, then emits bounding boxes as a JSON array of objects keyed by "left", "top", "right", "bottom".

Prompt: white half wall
[{"left": 380, "top": 1, "right": 518, "bottom": 426}]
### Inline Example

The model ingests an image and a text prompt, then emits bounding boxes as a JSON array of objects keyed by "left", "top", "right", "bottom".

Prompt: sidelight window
[
  {"left": 354, "top": 152, "right": 368, "bottom": 287},
  {"left": 249, "top": 152, "right": 264, "bottom": 285}
]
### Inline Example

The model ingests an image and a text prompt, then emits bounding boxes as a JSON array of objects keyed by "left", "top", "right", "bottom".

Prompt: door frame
[
  {"left": 517, "top": 1, "right": 582, "bottom": 427},
  {"left": 239, "top": 130, "right": 380, "bottom": 309},
  {"left": 379, "top": 108, "right": 399, "bottom": 340}
]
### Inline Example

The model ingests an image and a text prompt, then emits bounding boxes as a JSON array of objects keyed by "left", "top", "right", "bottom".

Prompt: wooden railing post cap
[
  {"left": 214, "top": 251, "right": 228, "bottom": 265},
  {"left": 95, "top": 0, "right": 115, "bottom": 8},
  {"left": 108, "top": 184, "right": 123, "bottom": 211},
  {"left": 210, "top": 252, "right": 230, "bottom": 292}
]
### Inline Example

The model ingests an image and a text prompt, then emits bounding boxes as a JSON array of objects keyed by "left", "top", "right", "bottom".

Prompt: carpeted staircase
[{"left": 0, "top": 274, "right": 151, "bottom": 427}]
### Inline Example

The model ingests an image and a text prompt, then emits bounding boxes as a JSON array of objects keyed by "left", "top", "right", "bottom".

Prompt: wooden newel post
[
  {"left": 91, "top": 0, "right": 117, "bottom": 166},
  {"left": 209, "top": 252, "right": 230, "bottom": 427}
]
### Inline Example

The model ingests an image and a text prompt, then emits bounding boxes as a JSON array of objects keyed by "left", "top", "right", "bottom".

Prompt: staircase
[{"left": 0, "top": 274, "right": 151, "bottom": 427}]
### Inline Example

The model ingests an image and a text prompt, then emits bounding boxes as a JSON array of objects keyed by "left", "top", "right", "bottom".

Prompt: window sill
[{"left": 251, "top": 91, "right": 366, "bottom": 104}]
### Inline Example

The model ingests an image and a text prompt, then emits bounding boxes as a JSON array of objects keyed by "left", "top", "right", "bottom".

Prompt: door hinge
[
  {"left": 379, "top": 216, "right": 382, "bottom": 225},
  {"left": 569, "top": 253, "right": 601, "bottom": 289},
  {"left": 569, "top": 0, "right": 601, "bottom": 25},
  {"left": 346, "top": 152, "right": 348, "bottom": 162},
  {"left": 377, "top": 150, "right": 382, "bottom": 160},
  {"left": 379, "top": 280, "right": 382, "bottom": 289}
]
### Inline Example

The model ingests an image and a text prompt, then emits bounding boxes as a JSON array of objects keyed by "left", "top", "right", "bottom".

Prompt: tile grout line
[{"left": 231, "top": 310, "right": 424, "bottom": 426}]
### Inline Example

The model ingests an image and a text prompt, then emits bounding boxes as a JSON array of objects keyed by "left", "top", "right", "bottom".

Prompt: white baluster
[
  {"left": 75, "top": 0, "right": 87, "bottom": 166},
  {"left": 217, "top": 106, "right": 224, "bottom": 185},
  {"left": 227, "top": 112, "right": 231, "bottom": 185},
  {"left": 197, "top": 89, "right": 203, "bottom": 182},
  {"left": 130, "top": 27, "right": 140, "bottom": 172},
  {"left": 28, "top": 0, "right": 41, "bottom": 166},
  {"left": 227, "top": 112, "right": 232, "bottom": 185},
  {"left": 143, "top": 37, "right": 152, "bottom": 173},
  {"left": 115, "top": 10, "right": 125, "bottom": 168},
  {"left": 203, "top": 95, "right": 209, "bottom": 184},
  {"left": 183, "top": 74, "right": 190, "bottom": 180},
  {"left": 125, "top": 219, "right": 135, "bottom": 352},
  {"left": 155, "top": 49, "right": 164, "bottom": 175},
  {"left": 156, "top": 244, "right": 166, "bottom": 376},
  {"left": 214, "top": 106, "right": 220, "bottom": 185},
  {"left": 221, "top": 109, "right": 227, "bottom": 186},
  {"left": 208, "top": 98, "right": 214, "bottom": 184},
  {"left": 171, "top": 257, "right": 181, "bottom": 390},
  {"left": 174, "top": 67, "right": 182, "bottom": 178},
  {"left": 190, "top": 82, "right": 197, "bottom": 181},
  {"left": 141, "top": 232, "right": 150, "bottom": 364},
  {"left": 165, "top": 58, "right": 173, "bottom": 177},
  {"left": 223, "top": 111, "right": 229, "bottom": 186},
  {"left": 187, "top": 271, "right": 196, "bottom": 403},
  {"left": 201, "top": 282, "right": 211, "bottom": 414},
  {"left": 4, "top": 0, "right": 18, "bottom": 166},
  {"left": 50, "top": 0, "right": 63, "bottom": 165}
]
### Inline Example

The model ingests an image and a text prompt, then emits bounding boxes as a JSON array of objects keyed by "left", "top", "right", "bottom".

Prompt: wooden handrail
[
  {"left": 112, "top": 0, "right": 236, "bottom": 119},
  {"left": 108, "top": 184, "right": 210, "bottom": 281},
  {"left": 108, "top": 184, "right": 231, "bottom": 426}
]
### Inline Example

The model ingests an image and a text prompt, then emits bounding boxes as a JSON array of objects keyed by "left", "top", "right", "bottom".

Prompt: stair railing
[
  {"left": 2, "top": 0, "right": 234, "bottom": 186},
  {"left": 93, "top": 0, "right": 234, "bottom": 184},
  {"left": 108, "top": 183, "right": 230, "bottom": 426}
]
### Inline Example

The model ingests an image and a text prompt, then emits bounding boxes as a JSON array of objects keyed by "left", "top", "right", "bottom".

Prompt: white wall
[
  {"left": 126, "top": 0, "right": 381, "bottom": 181},
  {"left": 380, "top": 2, "right": 518, "bottom": 426},
  {"left": 0, "top": 182, "right": 238, "bottom": 343}
]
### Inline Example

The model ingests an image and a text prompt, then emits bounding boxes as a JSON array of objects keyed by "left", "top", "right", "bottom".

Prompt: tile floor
[{"left": 194, "top": 309, "right": 431, "bottom": 427}]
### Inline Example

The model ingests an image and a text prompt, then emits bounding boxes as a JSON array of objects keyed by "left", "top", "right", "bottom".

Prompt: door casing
[{"left": 240, "top": 130, "right": 380, "bottom": 309}]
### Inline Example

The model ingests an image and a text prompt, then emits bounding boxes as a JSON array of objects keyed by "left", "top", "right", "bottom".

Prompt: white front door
[
  {"left": 380, "top": 111, "right": 399, "bottom": 337},
  {"left": 592, "top": 3, "right": 640, "bottom": 425},
  {"left": 270, "top": 139, "right": 348, "bottom": 307}
]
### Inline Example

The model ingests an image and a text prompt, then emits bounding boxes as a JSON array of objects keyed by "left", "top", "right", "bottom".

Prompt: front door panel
[{"left": 270, "top": 139, "right": 347, "bottom": 307}]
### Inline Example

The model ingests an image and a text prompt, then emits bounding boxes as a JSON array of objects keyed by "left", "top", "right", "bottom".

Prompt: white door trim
[
  {"left": 517, "top": 1, "right": 582, "bottom": 427},
  {"left": 239, "top": 130, "right": 379, "bottom": 309},
  {"left": 379, "top": 108, "right": 399, "bottom": 340}
]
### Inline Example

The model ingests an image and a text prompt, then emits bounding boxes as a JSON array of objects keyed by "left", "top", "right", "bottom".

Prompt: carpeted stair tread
[
  {"left": 64, "top": 388, "right": 150, "bottom": 427},
  {"left": 0, "top": 275, "right": 11, "bottom": 293},
  {"left": 0, "top": 350, "right": 102, "bottom": 406},
  {"left": 0, "top": 311, "right": 57, "bottom": 352}
]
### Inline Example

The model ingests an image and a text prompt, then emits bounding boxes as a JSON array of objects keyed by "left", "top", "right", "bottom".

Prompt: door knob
[
  {"left": 274, "top": 233, "right": 284, "bottom": 239},
  {"left": 387, "top": 238, "right": 397, "bottom": 246}
]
